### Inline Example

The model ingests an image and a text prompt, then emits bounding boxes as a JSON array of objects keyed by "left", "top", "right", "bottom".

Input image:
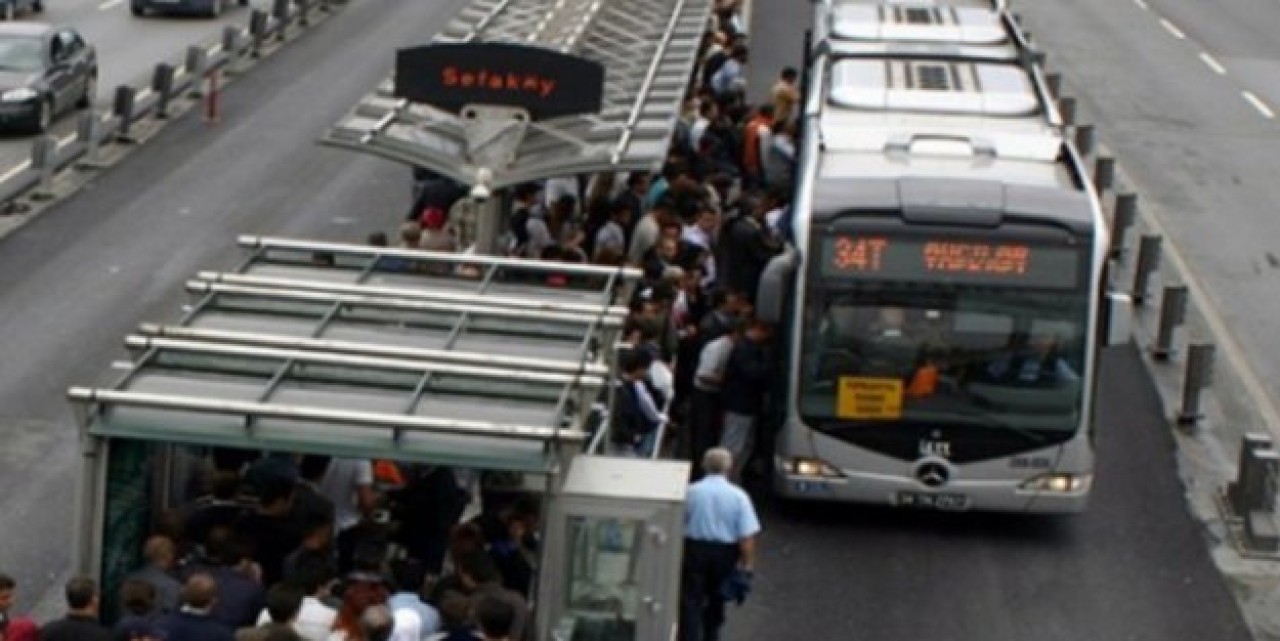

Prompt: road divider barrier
[
  {"left": 1152, "top": 285, "right": 1188, "bottom": 361},
  {"left": 0, "top": 0, "right": 343, "bottom": 222},
  {"left": 1225, "top": 433, "right": 1280, "bottom": 554},
  {"left": 1176, "top": 343, "right": 1215, "bottom": 427},
  {"left": 1109, "top": 193, "right": 1137, "bottom": 260},
  {"left": 1131, "top": 234, "right": 1162, "bottom": 306}
]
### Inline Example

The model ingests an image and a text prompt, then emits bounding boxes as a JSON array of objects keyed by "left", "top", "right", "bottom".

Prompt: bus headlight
[
  {"left": 1020, "top": 473, "right": 1091, "bottom": 494},
  {"left": 783, "top": 457, "right": 844, "bottom": 478}
]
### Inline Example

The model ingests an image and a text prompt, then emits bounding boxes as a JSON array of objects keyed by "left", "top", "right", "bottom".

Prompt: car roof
[{"left": 0, "top": 22, "right": 56, "bottom": 37}]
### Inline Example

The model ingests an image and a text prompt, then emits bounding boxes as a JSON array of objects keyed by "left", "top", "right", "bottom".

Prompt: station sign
[{"left": 395, "top": 43, "right": 606, "bottom": 120}]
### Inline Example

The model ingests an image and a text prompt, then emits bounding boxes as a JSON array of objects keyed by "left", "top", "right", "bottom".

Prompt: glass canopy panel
[
  {"left": 126, "top": 372, "right": 268, "bottom": 402},
  {"left": 187, "top": 311, "right": 323, "bottom": 337}
]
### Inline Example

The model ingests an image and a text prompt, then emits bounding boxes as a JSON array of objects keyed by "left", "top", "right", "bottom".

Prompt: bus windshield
[{"left": 798, "top": 283, "right": 1089, "bottom": 434}]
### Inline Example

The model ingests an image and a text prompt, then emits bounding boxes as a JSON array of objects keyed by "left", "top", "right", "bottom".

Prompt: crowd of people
[
  {"left": 385, "top": 0, "right": 798, "bottom": 480},
  {"left": 0, "top": 454, "right": 542, "bottom": 641},
  {"left": 0, "top": 1, "right": 778, "bottom": 640}
]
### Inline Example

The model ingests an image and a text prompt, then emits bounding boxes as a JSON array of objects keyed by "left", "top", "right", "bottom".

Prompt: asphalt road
[
  {"left": 724, "top": 346, "right": 1253, "bottom": 641},
  {"left": 0, "top": 0, "right": 266, "bottom": 172},
  {"left": 1007, "top": 0, "right": 1280, "bottom": 420},
  {"left": 725, "top": 1, "right": 1254, "bottom": 639},
  {"left": 0, "top": 0, "right": 467, "bottom": 613}
]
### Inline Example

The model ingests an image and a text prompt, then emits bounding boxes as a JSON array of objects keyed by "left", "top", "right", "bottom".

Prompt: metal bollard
[
  {"left": 273, "top": 0, "right": 290, "bottom": 41},
  {"left": 1176, "top": 343, "right": 1215, "bottom": 426},
  {"left": 29, "top": 135, "right": 56, "bottom": 200},
  {"left": 1152, "top": 285, "right": 1188, "bottom": 360},
  {"left": 1045, "top": 72, "right": 1062, "bottom": 98},
  {"left": 249, "top": 10, "right": 268, "bottom": 58},
  {"left": 1058, "top": 96, "right": 1076, "bottom": 126},
  {"left": 222, "top": 24, "right": 240, "bottom": 59},
  {"left": 1074, "top": 123, "right": 1094, "bottom": 159},
  {"left": 1093, "top": 155, "right": 1116, "bottom": 194},
  {"left": 1131, "top": 234, "right": 1162, "bottom": 305},
  {"left": 296, "top": 0, "right": 310, "bottom": 27},
  {"left": 1110, "top": 192, "right": 1138, "bottom": 261},
  {"left": 74, "top": 111, "right": 102, "bottom": 169},
  {"left": 1229, "top": 433, "right": 1276, "bottom": 515},
  {"left": 185, "top": 46, "right": 208, "bottom": 98},
  {"left": 112, "top": 85, "right": 137, "bottom": 143},
  {"left": 151, "top": 63, "right": 176, "bottom": 120}
]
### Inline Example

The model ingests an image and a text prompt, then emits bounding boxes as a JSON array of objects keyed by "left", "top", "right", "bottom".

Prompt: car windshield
[
  {"left": 0, "top": 35, "right": 43, "bottom": 72},
  {"left": 798, "top": 283, "right": 1089, "bottom": 434}
]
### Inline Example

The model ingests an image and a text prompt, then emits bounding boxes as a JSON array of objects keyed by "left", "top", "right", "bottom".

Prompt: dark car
[
  {"left": 132, "top": 0, "right": 248, "bottom": 19},
  {"left": 0, "top": 23, "right": 96, "bottom": 133},
  {"left": 0, "top": 0, "right": 43, "bottom": 22}
]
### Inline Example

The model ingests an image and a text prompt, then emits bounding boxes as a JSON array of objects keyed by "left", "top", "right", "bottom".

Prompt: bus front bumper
[{"left": 772, "top": 463, "right": 1091, "bottom": 514}]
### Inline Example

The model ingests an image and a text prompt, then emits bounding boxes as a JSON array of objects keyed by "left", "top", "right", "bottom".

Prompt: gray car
[
  {"left": 0, "top": 23, "right": 96, "bottom": 133},
  {"left": 0, "top": 0, "right": 43, "bottom": 22},
  {"left": 132, "top": 0, "right": 248, "bottom": 19}
]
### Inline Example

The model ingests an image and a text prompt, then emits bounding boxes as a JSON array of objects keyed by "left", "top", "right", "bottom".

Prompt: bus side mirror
[
  {"left": 757, "top": 250, "right": 797, "bottom": 325},
  {"left": 1105, "top": 291, "right": 1132, "bottom": 347}
]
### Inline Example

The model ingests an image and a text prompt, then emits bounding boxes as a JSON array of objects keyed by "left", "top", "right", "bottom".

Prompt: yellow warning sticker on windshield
[{"left": 837, "top": 377, "right": 904, "bottom": 420}]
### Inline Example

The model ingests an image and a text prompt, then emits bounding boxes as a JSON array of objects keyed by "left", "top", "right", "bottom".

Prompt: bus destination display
[{"left": 819, "top": 235, "right": 1080, "bottom": 288}]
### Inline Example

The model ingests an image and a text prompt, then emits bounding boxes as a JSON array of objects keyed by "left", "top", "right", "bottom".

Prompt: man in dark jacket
[
  {"left": 610, "top": 348, "right": 664, "bottom": 457},
  {"left": 186, "top": 529, "right": 266, "bottom": 630},
  {"left": 37, "top": 577, "right": 111, "bottom": 641},
  {"left": 156, "top": 574, "right": 235, "bottom": 641},
  {"left": 718, "top": 195, "right": 782, "bottom": 303},
  {"left": 719, "top": 320, "right": 773, "bottom": 479}
]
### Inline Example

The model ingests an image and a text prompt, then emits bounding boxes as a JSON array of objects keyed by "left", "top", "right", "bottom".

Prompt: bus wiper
[{"left": 951, "top": 405, "right": 1046, "bottom": 443}]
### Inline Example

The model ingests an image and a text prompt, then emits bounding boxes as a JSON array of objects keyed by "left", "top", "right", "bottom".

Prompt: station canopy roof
[
  {"left": 68, "top": 237, "right": 640, "bottom": 473},
  {"left": 321, "top": 0, "right": 713, "bottom": 190}
]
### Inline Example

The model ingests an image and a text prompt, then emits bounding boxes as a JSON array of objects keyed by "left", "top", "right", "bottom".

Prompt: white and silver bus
[{"left": 758, "top": 0, "right": 1131, "bottom": 513}]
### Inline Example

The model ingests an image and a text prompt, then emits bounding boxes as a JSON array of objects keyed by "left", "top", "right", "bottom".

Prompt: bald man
[
  {"left": 127, "top": 535, "right": 182, "bottom": 614},
  {"left": 155, "top": 574, "right": 234, "bottom": 641}
]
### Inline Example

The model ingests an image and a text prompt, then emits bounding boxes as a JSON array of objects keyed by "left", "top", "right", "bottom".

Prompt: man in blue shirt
[{"left": 680, "top": 447, "right": 761, "bottom": 641}]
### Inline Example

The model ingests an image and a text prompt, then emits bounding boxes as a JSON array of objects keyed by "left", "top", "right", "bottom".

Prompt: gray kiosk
[{"left": 540, "top": 455, "right": 691, "bottom": 641}]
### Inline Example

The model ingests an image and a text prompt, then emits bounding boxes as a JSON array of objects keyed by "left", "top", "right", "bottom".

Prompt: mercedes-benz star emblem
[{"left": 916, "top": 461, "right": 950, "bottom": 488}]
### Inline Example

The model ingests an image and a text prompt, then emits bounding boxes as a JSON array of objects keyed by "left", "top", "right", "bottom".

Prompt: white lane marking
[
  {"left": 135, "top": 87, "right": 153, "bottom": 102},
  {"left": 1198, "top": 52, "right": 1226, "bottom": 75},
  {"left": 0, "top": 160, "right": 31, "bottom": 184},
  {"left": 1160, "top": 18, "right": 1186, "bottom": 40},
  {"left": 1133, "top": 0, "right": 1148, "bottom": 9},
  {"left": 1242, "top": 91, "right": 1275, "bottom": 118},
  {"left": 56, "top": 132, "right": 75, "bottom": 149},
  {"left": 98, "top": 0, "right": 123, "bottom": 8}
]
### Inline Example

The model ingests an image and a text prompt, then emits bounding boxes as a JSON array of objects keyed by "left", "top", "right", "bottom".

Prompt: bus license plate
[{"left": 896, "top": 491, "right": 971, "bottom": 510}]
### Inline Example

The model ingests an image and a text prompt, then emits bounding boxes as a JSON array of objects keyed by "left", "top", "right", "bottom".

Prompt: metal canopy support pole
[{"left": 473, "top": 195, "right": 505, "bottom": 256}]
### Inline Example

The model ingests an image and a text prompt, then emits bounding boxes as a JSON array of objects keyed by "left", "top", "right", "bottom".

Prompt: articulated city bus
[{"left": 758, "top": 0, "right": 1131, "bottom": 513}]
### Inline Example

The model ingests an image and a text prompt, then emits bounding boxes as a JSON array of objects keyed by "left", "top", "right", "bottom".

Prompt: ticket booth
[{"left": 539, "top": 455, "right": 691, "bottom": 641}]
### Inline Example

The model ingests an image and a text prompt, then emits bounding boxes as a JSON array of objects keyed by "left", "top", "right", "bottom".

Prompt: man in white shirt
[
  {"left": 256, "top": 558, "right": 336, "bottom": 641},
  {"left": 690, "top": 100, "right": 718, "bottom": 152},
  {"left": 682, "top": 207, "right": 719, "bottom": 288},
  {"left": 689, "top": 319, "right": 743, "bottom": 476},
  {"left": 388, "top": 560, "right": 440, "bottom": 641},
  {"left": 318, "top": 458, "right": 377, "bottom": 572}
]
